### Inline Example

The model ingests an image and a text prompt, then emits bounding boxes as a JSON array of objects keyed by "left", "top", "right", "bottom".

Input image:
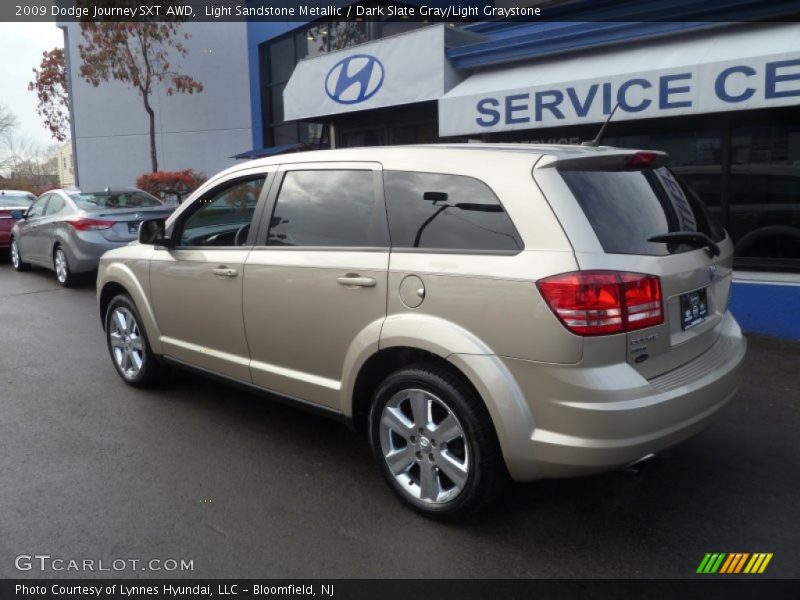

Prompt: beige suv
[{"left": 97, "top": 145, "right": 746, "bottom": 519}]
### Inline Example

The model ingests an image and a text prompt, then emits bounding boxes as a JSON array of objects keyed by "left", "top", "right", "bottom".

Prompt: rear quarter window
[
  {"left": 560, "top": 166, "right": 724, "bottom": 256},
  {"left": 383, "top": 171, "right": 522, "bottom": 252}
]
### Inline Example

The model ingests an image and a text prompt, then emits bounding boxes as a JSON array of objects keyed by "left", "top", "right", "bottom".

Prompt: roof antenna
[{"left": 582, "top": 102, "right": 620, "bottom": 147}]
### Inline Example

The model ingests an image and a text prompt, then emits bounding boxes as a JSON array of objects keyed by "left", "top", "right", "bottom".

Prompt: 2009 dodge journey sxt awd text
[{"left": 96, "top": 144, "right": 746, "bottom": 519}]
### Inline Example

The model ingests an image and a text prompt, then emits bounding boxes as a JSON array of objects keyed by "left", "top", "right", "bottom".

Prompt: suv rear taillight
[
  {"left": 536, "top": 270, "right": 663, "bottom": 336},
  {"left": 65, "top": 218, "right": 116, "bottom": 231}
]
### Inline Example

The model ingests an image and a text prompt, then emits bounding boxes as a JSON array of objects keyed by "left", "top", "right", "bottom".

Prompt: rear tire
[
  {"left": 105, "top": 294, "right": 170, "bottom": 388},
  {"left": 53, "top": 245, "right": 74, "bottom": 287},
  {"left": 368, "top": 362, "right": 508, "bottom": 520},
  {"left": 10, "top": 238, "right": 30, "bottom": 271}
]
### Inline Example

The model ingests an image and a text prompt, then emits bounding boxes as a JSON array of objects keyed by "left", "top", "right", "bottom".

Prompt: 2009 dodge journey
[{"left": 97, "top": 144, "right": 746, "bottom": 519}]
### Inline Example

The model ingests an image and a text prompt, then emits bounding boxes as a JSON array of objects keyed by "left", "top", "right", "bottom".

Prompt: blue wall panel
[
  {"left": 246, "top": 20, "right": 307, "bottom": 150},
  {"left": 729, "top": 282, "right": 800, "bottom": 340}
]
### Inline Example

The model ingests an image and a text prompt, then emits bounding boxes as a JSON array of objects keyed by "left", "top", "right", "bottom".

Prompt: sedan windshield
[
  {"left": 0, "top": 193, "right": 35, "bottom": 208},
  {"left": 70, "top": 191, "right": 162, "bottom": 209}
]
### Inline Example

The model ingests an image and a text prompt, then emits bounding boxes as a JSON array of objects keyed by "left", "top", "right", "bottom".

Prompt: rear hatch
[
  {"left": 85, "top": 207, "right": 174, "bottom": 242},
  {"left": 534, "top": 150, "right": 732, "bottom": 379}
]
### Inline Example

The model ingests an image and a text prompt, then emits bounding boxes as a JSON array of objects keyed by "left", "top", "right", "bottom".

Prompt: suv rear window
[
  {"left": 384, "top": 171, "right": 522, "bottom": 252},
  {"left": 561, "top": 166, "right": 724, "bottom": 256}
]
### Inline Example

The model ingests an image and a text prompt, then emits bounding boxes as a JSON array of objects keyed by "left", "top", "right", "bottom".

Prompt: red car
[{"left": 0, "top": 190, "right": 36, "bottom": 249}]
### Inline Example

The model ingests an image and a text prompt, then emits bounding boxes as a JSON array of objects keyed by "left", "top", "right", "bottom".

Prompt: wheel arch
[
  {"left": 99, "top": 281, "right": 129, "bottom": 330},
  {"left": 349, "top": 346, "right": 445, "bottom": 434},
  {"left": 341, "top": 313, "right": 535, "bottom": 476},
  {"left": 343, "top": 314, "right": 536, "bottom": 477},
  {"left": 342, "top": 313, "right": 494, "bottom": 428},
  {"left": 97, "top": 265, "right": 163, "bottom": 355},
  {"left": 51, "top": 238, "right": 77, "bottom": 274}
]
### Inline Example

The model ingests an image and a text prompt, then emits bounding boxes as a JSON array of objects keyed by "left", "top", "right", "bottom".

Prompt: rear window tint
[
  {"left": 561, "top": 167, "right": 724, "bottom": 256},
  {"left": 383, "top": 171, "right": 522, "bottom": 252},
  {"left": 70, "top": 191, "right": 162, "bottom": 209}
]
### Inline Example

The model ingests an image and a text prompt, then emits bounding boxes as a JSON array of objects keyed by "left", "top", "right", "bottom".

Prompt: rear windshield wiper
[{"left": 647, "top": 232, "right": 721, "bottom": 257}]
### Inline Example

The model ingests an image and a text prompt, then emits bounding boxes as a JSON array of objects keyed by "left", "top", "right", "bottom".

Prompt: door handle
[
  {"left": 212, "top": 266, "right": 238, "bottom": 278},
  {"left": 336, "top": 275, "right": 377, "bottom": 288}
]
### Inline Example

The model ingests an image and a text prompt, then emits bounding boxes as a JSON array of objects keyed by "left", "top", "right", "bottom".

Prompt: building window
[
  {"left": 488, "top": 107, "right": 800, "bottom": 272},
  {"left": 726, "top": 121, "right": 800, "bottom": 267},
  {"left": 327, "top": 21, "right": 368, "bottom": 51},
  {"left": 607, "top": 115, "right": 800, "bottom": 269},
  {"left": 260, "top": 21, "right": 370, "bottom": 148}
]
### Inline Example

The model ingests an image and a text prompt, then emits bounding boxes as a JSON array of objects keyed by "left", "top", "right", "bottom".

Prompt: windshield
[
  {"left": 69, "top": 191, "right": 162, "bottom": 209},
  {"left": 560, "top": 166, "right": 725, "bottom": 256},
  {"left": 0, "top": 193, "right": 35, "bottom": 208}
]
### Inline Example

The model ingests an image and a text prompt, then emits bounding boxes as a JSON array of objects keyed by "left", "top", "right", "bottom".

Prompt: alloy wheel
[
  {"left": 54, "top": 248, "right": 68, "bottom": 284},
  {"left": 108, "top": 307, "right": 145, "bottom": 379},
  {"left": 378, "top": 388, "right": 470, "bottom": 505},
  {"left": 10, "top": 240, "right": 20, "bottom": 269}
]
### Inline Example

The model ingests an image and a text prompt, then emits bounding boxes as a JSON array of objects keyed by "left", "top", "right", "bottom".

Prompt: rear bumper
[
  {"left": 62, "top": 232, "right": 128, "bottom": 273},
  {"left": 497, "top": 310, "right": 746, "bottom": 481}
]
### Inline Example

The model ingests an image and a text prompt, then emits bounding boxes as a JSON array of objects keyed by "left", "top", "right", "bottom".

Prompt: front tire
[
  {"left": 10, "top": 238, "right": 30, "bottom": 271},
  {"left": 105, "top": 294, "right": 170, "bottom": 388},
  {"left": 53, "top": 245, "right": 74, "bottom": 287},
  {"left": 368, "top": 363, "right": 508, "bottom": 520}
]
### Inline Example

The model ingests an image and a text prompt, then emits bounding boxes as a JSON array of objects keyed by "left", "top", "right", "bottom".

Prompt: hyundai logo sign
[{"left": 325, "top": 54, "right": 385, "bottom": 104}]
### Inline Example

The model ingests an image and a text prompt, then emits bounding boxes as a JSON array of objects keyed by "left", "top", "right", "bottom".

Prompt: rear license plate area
[
  {"left": 680, "top": 288, "right": 709, "bottom": 330},
  {"left": 128, "top": 222, "right": 141, "bottom": 235}
]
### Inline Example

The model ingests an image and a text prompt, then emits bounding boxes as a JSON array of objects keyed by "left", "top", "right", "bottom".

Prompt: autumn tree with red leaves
[
  {"left": 28, "top": 48, "right": 69, "bottom": 142},
  {"left": 78, "top": 21, "right": 203, "bottom": 172},
  {"left": 136, "top": 169, "right": 206, "bottom": 204}
]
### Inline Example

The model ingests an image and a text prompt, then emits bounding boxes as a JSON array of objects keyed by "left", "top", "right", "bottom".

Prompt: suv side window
[
  {"left": 44, "top": 195, "right": 66, "bottom": 216},
  {"left": 28, "top": 195, "right": 49, "bottom": 218},
  {"left": 383, "top": 171, "right": 522, "bottom": 252},
  {"left": 267, "top": 170, "right": 386, "bottom": 247},
  {"left": 178, "top": 177, "right": 266, "bottom": 247}
]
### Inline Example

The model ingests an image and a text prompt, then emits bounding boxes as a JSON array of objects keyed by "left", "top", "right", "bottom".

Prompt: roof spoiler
[{"left": 536, "top": 150, "right": 670, "bottom": 171}]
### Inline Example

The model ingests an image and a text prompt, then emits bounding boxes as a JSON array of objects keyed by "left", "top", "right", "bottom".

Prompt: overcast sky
[{"left": 0, "top": 22, "right": 65, "bottom": 150}]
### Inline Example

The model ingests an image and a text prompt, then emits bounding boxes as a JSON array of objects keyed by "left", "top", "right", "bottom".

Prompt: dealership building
[{"left": 62, "top": 0, "right": 800, "bottom": 339}]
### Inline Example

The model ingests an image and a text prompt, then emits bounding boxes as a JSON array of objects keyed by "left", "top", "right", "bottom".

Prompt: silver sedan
[{"left": 10, "top": 188, "right": 174, "bottom": 286}]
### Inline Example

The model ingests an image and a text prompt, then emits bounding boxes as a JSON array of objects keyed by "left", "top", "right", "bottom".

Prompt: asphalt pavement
[{"left": 1, "top": 260, "right": 798, "bottom": 578}]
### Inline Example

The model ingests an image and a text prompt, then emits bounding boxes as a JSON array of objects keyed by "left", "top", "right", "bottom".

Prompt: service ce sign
[{"left": 440, "top": 53, "right": 800, "bottom": 136}]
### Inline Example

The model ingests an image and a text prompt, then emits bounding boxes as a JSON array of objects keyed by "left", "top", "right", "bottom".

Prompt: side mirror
[
  {"left": 9, "top": 209, "right": 26, "bottom": 220},
  {"left": 138, "top": 218, "right": 170, "bottom": 246}
]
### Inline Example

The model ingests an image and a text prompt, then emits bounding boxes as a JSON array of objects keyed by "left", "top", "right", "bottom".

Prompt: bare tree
[
  {"left": 1, "top": 133, "right": 59, "bottom": 192},
  {"left": 0, "top": 104, "right": 19, "bottom": 175}
]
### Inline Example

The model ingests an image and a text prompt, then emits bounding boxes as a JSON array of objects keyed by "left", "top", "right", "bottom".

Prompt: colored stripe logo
[{"left": 697, "top": 553, "right": 773, "bottom": 574}]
